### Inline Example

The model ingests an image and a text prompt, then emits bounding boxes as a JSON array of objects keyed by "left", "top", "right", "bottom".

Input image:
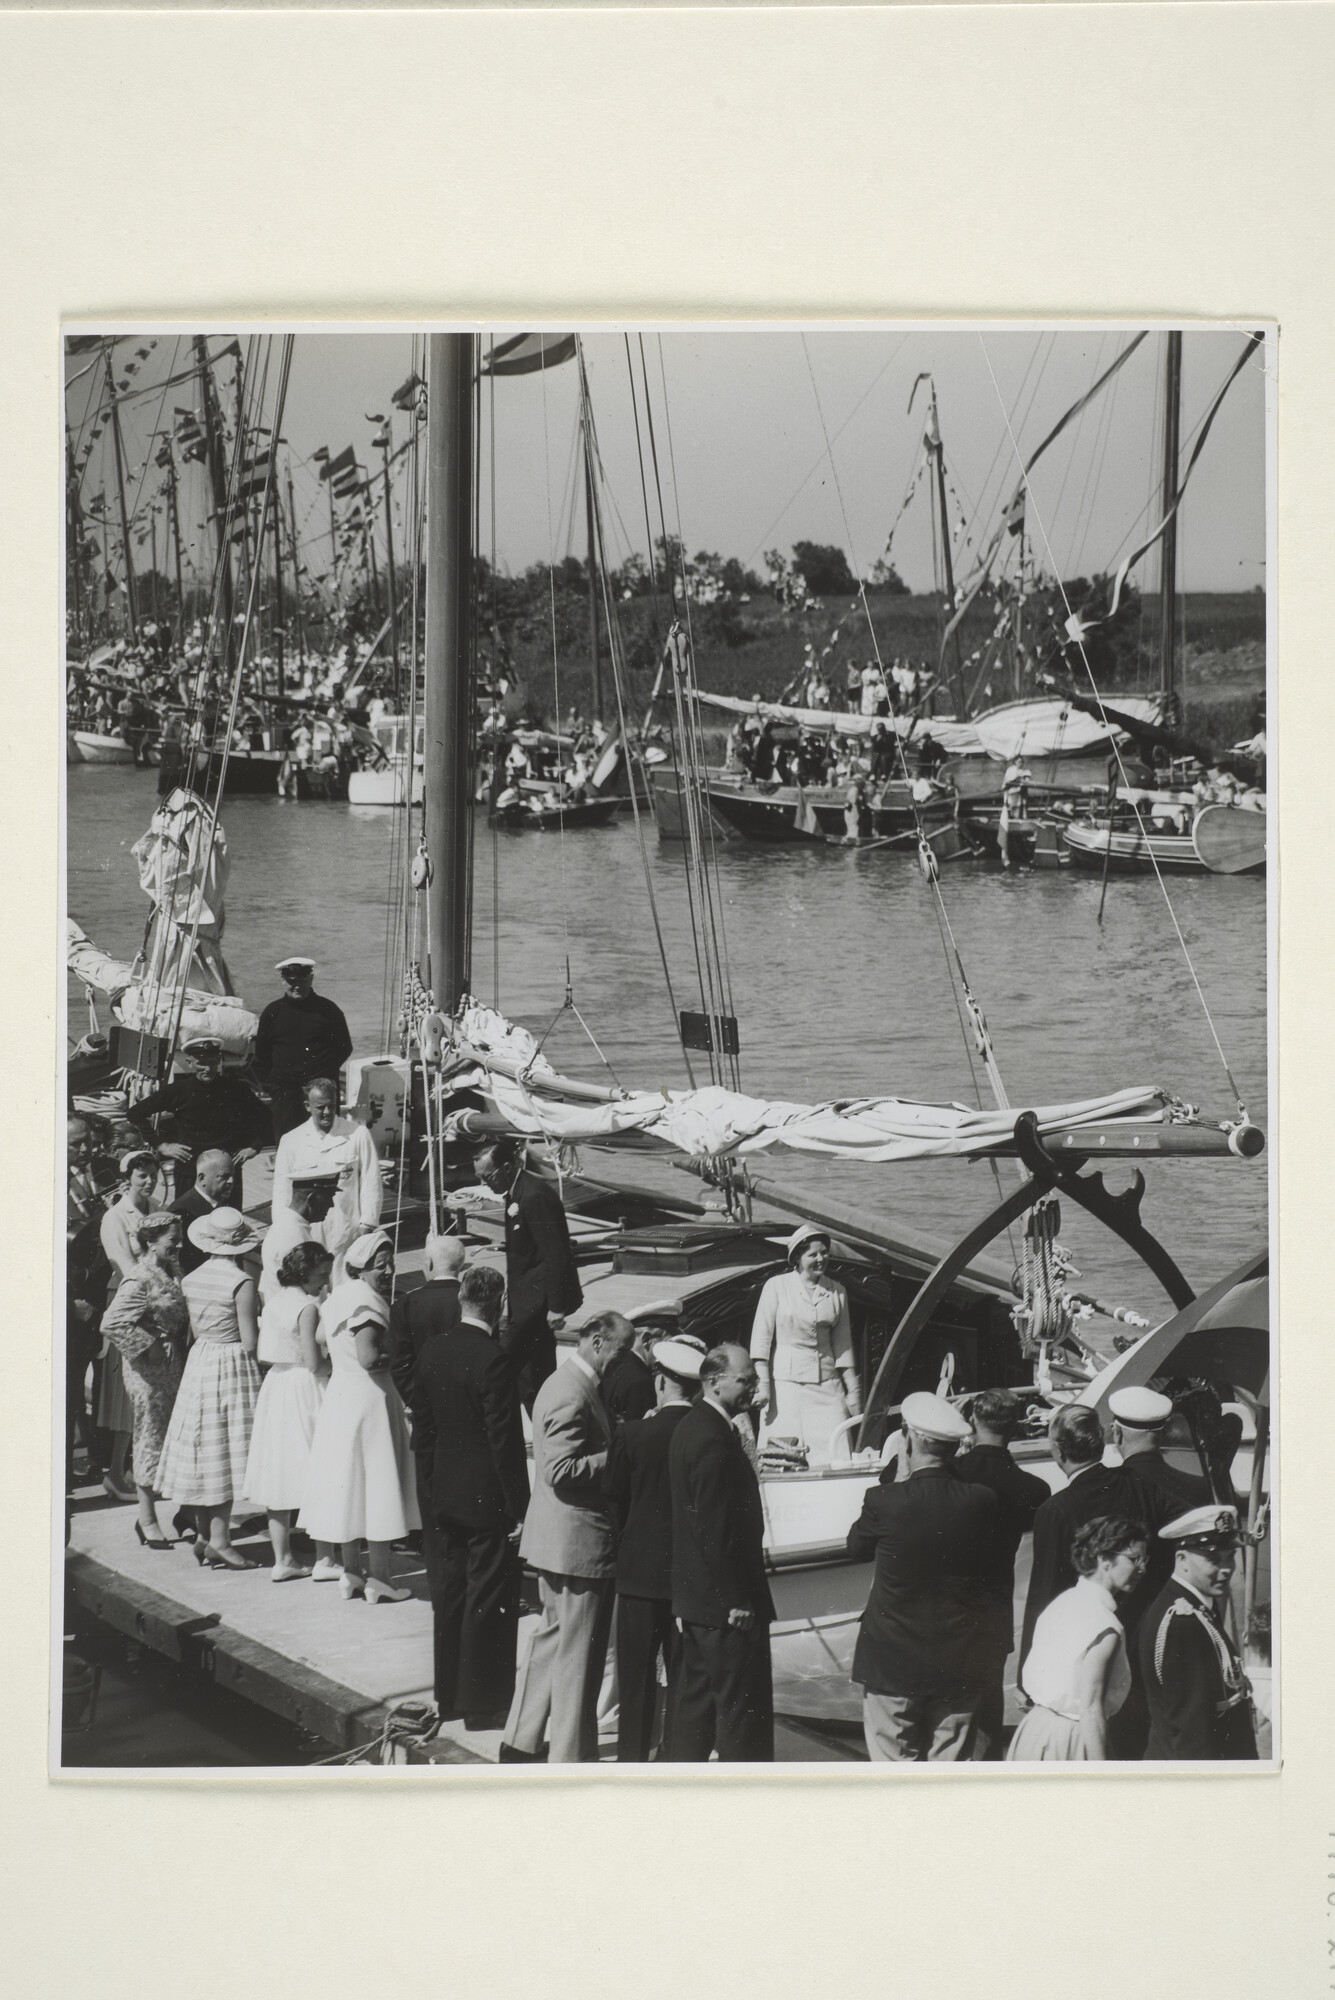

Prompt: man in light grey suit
[{"left": 500, "top": 1311, "right": 635, "bottom": 1763}]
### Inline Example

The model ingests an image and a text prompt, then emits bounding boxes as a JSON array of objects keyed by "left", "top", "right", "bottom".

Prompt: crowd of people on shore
[{"left": 65, "top": 989, "right": 1262, "bottom": 1764}]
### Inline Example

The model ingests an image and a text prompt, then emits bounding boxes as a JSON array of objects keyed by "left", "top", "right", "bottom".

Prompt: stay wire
[{"left": 978, "top": 333, "right": 1248, "bottom": 1118}]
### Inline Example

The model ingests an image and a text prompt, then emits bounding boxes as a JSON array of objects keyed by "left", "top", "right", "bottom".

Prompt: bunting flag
[
  {"left": 320, "top": 444, "right": 356, "bottom": 484},
  {"left": 332, "top": 464, "right": 364, "bottom": 499},
  {"left": 237, "top": 449, "right": 273, "bottom": 500},
  {"left": 214, "top": 339, "right": 244, "bottom": 362},
  {"left": 1099, "top": 332, "right": 1264, "bottom": 623},
  {"left": 482, "top": 332, "right": 578, "bottom": 377},
  {"left": 174, "top": 406, "right": 207, "bottom": 463},
  {"left": 312, "top": 445, "right": 330, "bottom": 464},
  {"left": 154, "top": 440, "right": 174, "bottom": 469},
  {"left": 937, "top": 333, "right": 1149, "bottom": 663},
  {"left": 391, "top": 372, "right": 424, "bottom": 410}
]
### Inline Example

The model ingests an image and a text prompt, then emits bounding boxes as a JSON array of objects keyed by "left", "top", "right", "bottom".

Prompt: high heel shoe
[
  {"left": 202, "top": 1545, "right": 255, "bottom": 1571},
  {"left": 134, "top": 1520, "right": 172, "bottom": 1551},
  {"left": 102, "top": 1473, "right": 135, "bottom": 1504},
  {"left": 338, "top": 1573, "right": 365, "bottom": 1600},
  {"left": 364, "top": 1576, "right": 412, "bottom": 1605}
]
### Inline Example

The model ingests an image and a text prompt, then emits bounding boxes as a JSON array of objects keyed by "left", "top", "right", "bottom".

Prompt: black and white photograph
[{"left": 59, "top": 321, "right": 1271, "bottom": 1773}]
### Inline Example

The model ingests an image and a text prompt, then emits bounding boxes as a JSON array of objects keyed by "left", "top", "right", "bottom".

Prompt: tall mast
[
  {"left": 103, "top": 345, "right": 138, "bottom": 643},
  {"left": 928, "top": 383, "right": 966, "bottom": 718},
  {"left": 286, "top": 457, "right": 307, "bottom": 669},
  {"left": 193, "top": 336, "right": 236, "bottom": 670},
  {"left": 577, "top": 356, "right": 604, "bottom": 724},
  {"left": 269, "top": 476, "right": 286, "bottom": 697},
  {"left": 378, "top": 427, "right": 401, "bottom": 689},
  {"left": 167, "top": 456, "right": 185, "bottom": 647},
  {"left": 423, "top": 334, "right": 475, "bottom": 1014},
  {"left": 1157, "top": 329, "right": 1182, "bottom": 704},
  {"left": 150, "top": 508, "right": 159, "bottom": 624},
  {"left": 65, "top": 431, "right": 85, "bottom": 652}
]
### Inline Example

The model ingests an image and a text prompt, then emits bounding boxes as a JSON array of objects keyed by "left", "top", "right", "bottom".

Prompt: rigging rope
[{"left": 978, "top": 332, "right": 1251, "bottom": 1120}]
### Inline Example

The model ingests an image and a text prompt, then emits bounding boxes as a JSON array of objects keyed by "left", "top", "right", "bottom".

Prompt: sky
[{"left": 64, "top": 325, "right": 1267, "bottom": 605}]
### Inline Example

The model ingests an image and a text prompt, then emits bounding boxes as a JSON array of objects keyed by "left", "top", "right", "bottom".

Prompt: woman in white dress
[
  {"left": 298, "top": 1230, "right": 419, "bottom": 1603},
  {"left": 97, "top": 1150, "right": 165, "bottom": 1501},
  {"left": 243, "top": 1239, "right": 340, "bottom": 1583},
  {"left": 749, "top": 1224, "right": 862, "bottom": 1464},
  {"left": 1006, "top": 1515, "right": 1149, "bottom": 1762}
]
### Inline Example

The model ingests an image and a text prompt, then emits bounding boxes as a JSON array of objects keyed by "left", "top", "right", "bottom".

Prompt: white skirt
[
  {"left": 243, "top": 1364, "right": 325, "bottom": 1512},
  {"left": 297, "top": 1365, "right": 420, "bottom": 1544},
  {"left": 763, "top": 1376, "right": 851, "bottom": 1464}
]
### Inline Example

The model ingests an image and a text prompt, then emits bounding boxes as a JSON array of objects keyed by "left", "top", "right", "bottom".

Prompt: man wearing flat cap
[
  {"left": 846, "top": 1391, "right": 997, "bottom": 1761},
  {"left": 254, "top": 958, "right": 354, "bottom": 1143},
  {"left": 605, "top": 1335, "right": 702, "bottom": 1761},
  {"left": 1139, "top": 1505, "right": 1257, "bottom": 1760},
  {"left": 127, "top": 1036, "right": 269, "bottom": 1192}
]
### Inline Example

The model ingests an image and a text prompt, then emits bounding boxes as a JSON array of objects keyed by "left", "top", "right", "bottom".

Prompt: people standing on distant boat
[
  {"left": 844, "top": 660, "right": 862, "bottom": 712},
  {"left": 155, "top": 1207, "right": 263, "bottom": 1569},
  {"left": 1138, "top": 1505, "right": 1257, "bottom": 1761},
  {"left": 412, "top": 1262, "right": 529, "bottom": 1733},
  {"left": 846, "top": 1392, "right": 996, "bottom": 1762},
  {"left": 475, "top": 1140, "right": 584, "bottom": 1412},
  {"left": 953, "top": 1389, "right": 1050, "bottom": 1756},
  {"left": 868, "top": 720, "right": 897, "bottom": 784},
  {"left": 244, "top": 1240, "right": 341, "bottom": 1584},
  {"left": 750, "top": 719, "right": 777, "bottom": 782},
  {"left": 254, "top": 959, "right": 355, "bottom": 1142},
  {"left": 98, "top": 1151, "right": 166, "bottom": 1503},
  {"left": 1006, "top": 1514, "right": 1148, "bottom": 1762},
  {"left": 749, "top": 1225, "right": 861, "bottom": 1463},
  {"left": 127, "top": 1035, "right": 269, "bottom": 1194},
  {"left": 299, "top": 1230, "right": 419, "bottom": 1602},
  {"left": 271, "top": 1078, "right": 381, "bottom": 1282},
  {"left": 998, "top": 762, "right": 1030, "bottom": 871},
  {"left": 723, "top": 721, "right": 747, "bottom": 773},
  {"left": 98, "top": 1213, "right": 188, "bottom": 1549},
  {"left": 915, "top": 730, "right": 945, "bottom": 780}
]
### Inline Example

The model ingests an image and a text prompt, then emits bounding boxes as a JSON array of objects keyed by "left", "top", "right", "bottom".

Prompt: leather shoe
[{"left": 497, "top": 1742, "right": 548, "bottom": 1763}]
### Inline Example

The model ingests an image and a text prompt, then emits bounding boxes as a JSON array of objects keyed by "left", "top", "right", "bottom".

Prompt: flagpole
[
  {"left": 168, "top": 456, "right": 185, "bottom": 650},
  {"left": 286, "top": 456, "right": 307, "bottom": 671},
  {"left": 103, "top": 344, "right": 138, "bottom": 644},
  {"left": 193, "top": 336, "right": 236, "bottom": 672},
  {"left": 379, "top": 425, "right": 401, "bottom": 692}
]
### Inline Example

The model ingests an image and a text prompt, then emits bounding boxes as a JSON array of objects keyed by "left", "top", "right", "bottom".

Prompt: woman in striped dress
[{"left": 155, "top": 1207, "right": 263, "bottom": 1569}]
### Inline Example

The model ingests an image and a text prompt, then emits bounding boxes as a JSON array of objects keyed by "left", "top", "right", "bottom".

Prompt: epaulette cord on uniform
[{"left": 1153, "top": 1598, "right": 1199, "bottom": 1684}]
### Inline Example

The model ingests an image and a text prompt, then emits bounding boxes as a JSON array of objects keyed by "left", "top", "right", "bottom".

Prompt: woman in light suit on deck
[{"left": 749, "top": 1224, "right": 861, "bottom": 1465}]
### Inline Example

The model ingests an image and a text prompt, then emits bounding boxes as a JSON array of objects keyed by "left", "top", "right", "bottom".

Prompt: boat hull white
[
  {"left": 348, "top": 763, "right": 423, "bottom": 806},
  {"left": 70, "top": 730, "right": 134, "bottom": 765}
]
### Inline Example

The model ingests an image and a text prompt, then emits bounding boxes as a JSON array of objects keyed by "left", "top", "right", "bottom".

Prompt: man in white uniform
[
  {"left": 259, "top": 1170, "right": 340, "bottom": 1302},
  {"left": 271, "top": 1077, "right": 382, "bottom": 1282}
]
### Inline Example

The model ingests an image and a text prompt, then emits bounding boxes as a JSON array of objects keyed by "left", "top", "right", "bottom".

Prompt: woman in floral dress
[{"left": 98, "top": 1212, "right": 189, "bottom": 1548}]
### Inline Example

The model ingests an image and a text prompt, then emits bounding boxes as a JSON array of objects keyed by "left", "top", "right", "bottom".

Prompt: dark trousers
[
  {"left": 269, "top": 1083, "right": 310, "bottom": 1144},
  {"left": 501, "top": 1309, "right": 557, "bottom": 1415},
  {"left": 429, "top": 1517, "right": 521, "bottom": 1723},
  {"left": 668, "top": 1619, "right": 774, "bottom": 1762},
  {"left": 66, "top": 1306, "right": 102, "bottom": 1480},
  {"left": 615, "top": 1592, "right": 681, "bottom": 1762}
]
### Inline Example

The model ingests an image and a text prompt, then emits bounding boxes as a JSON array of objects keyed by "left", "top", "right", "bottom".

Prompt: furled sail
[{"left": 694, "top": 690, "right": 982, "bottom": 755}]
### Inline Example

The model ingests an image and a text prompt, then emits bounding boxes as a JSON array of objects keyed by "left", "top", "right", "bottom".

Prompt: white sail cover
[
  {"left": 694, "top": 691, "right": 982, "bottom": 756},
  {"left": 445, "top": 1006, "right": 1168, "bottom": 1162},
  {"left": 66, "top": 918, "right": 258, "bottom": 1057},
  {"left": 969, "top": 696, "right": 1166, "bottom": 762}
]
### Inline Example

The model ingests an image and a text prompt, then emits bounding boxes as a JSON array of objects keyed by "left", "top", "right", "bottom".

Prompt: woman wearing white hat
[
  {"left": 298, "top": 1230, "right": 419, "bottom": 1602},
  {"left": 749, "top": 1225, "right": 861, "bottom": 1465},
  {"left": 96, "top": 1150, "right": 166, "bottom": 1502},
  {"left": 154, "top": 1207, "right": 264, "bottom": 1568}
]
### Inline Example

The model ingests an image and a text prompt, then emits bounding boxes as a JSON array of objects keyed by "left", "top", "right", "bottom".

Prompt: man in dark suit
[
  {"left": 601, "top": 1304, "right": 670, "bottom": 1426},
  {"left": 476, "top": 1141, "right": 583, "bottom": 1411},
  {"left": 605, "top": 1336, "right": 702, "bottom": 1761},
  {"left": 954, "top": 1388, "right": 1051, "bottom": 1757},
  {"left": 1103, "top": 1385, "right": 1214, "bottom": 1757},
  {"left": 667, "top": 1343, "right": 775, "bottom": 1762},
  {"left": 170, "top": 1149, "right": 237, "bottom": 1275},
  {"left": 388, "top": 1235, "right": 465, "bottom": 1404},
  {"left": 411, "top": 1262, "right": 530, "bottom": 1733},
  {"left": 847, "top": 1391, "right": 997, "bottom": 1761},
  {"left": 1019, "top": 1403, "right": 1122, "bottom": 1668},
  {"left": 1139, "top": 1504, "right": 1257, "bottom": 1761},
  {"left": 127, "top": 1036, "right": 268, "bottom": 1191}
]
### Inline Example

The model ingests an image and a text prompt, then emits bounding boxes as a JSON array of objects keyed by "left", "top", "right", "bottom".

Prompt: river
[{"left": 66, "top": 765, "right": 1268, "bottom": 1319}]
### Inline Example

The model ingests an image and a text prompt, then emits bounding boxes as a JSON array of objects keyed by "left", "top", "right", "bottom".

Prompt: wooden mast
[
  {"left": 928, "top": 382, "right": 967, "bottom": 718},
  {"left": 577, "top": 350, "right": 604, "bottom": 723},
  {"left": 1157, "top": 329, "right": 1182, "bottom": 707},
  {"left": 193, "top": 336, "right": 236, "bottom": 671},
  {"left": 167, "top": 454, "right": 185, "bottom": 648},
  {"left": 102, "top": 345, "right": 138, "bottom": 643},
  {"left": 423, "top": 334, "right": 475, "bottom": 1015}
]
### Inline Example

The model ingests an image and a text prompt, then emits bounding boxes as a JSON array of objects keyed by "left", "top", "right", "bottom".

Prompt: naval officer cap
[
  {"left": 900, "top": 1390, "right": 972, "bottom": 1443},
  {"left": 1108, "top": 1386, "right": 1174, "bottom": 1430},
  {"left": 651, "top": 1337, "right": 704, "bottom": 1384},
  {"left": 181, "top": 1035, "right": 223, "bottom": 1055},
  {"left": 1159, "top": 1503, "right": 1242, "bottom": 1549},
  {"left": 291, "top": 1170, "right": 340, "bottom": 1190},
  {"left": 275, "top": 955, "right": 316, "bottom": 973}
]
